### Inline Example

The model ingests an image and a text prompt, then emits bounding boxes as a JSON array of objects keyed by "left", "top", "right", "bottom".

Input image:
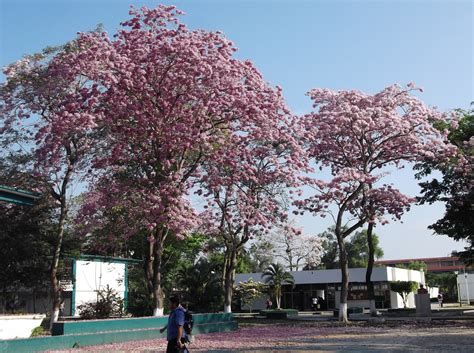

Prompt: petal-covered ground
[{"left": 49, "top": 321, "right": 474, "bottom": 352}]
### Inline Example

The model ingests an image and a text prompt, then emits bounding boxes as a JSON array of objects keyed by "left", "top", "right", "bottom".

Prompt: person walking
[
  {"left": 438, "top": 293, "right": 444, "bottom": 309},
  {"left": 266, "top": 297, "right": 273, "bottom": 310},
  {"left": 312, "top": 297, "right": 319, "bottom": 311},
  {"left": 160, "top": 295, "right": 188, "bottom": 353}
]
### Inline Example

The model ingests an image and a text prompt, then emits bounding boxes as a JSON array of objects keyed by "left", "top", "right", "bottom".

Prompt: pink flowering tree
[
  {"left": 66, "top": 5, "right": 305, "bottom": 316},
  {"left": 74, "top": 174, "right": 149, "bottom": 256},
  {"left": 296, "top": 84, "right": 458, "bottom": 322},
  {"left": 0, "top": 43, "right": 100, "bottom": 326},
  {"left": 198, "top": 111, "right": 305, "bottom": 312}
]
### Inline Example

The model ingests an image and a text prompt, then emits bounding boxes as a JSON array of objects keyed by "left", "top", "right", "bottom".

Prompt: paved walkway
[{"left": 50, "top": 321, "right": 474, "bottom": 353}]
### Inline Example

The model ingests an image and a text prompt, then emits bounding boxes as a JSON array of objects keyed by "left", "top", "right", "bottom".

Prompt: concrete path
[{"left": 50, "top": 321, "right": 474, "bottom": 353}]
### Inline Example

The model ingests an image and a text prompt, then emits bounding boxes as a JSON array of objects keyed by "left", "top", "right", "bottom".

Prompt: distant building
[
  {"left": 375, "top": 254, "right": 468, "bottom": 273},
  {"left": 235, "top": 266, "right": 425, "bottom": 311}
]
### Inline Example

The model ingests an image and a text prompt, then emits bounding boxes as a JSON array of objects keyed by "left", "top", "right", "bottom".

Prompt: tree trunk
[
  {"left": 152, "top": 229, "right": 166, "bottom": 316},
  {"left": 143, "top": 228, "right": 168, "bottom": 317},
  {"left": 365, "top": 222, "right": 377, "bottom": 316},
  {"left": 49, "top": 197, "right": 68, "bottom": 330},
  {"left": 223, "top": 246, "right": 238, "bottom": 313},
  {"left": 145, "top": 235, "right": 154, "bottom": 289},
  {"left": 276, "top": 286, "right": 281, "bottom": 309},
  {"left": 221, "top": 246, "right": 230, "bottom": 296},
  {"left": 336, "top": 233, "right": 349, "bottom": 323},
  {"left": 49, "top": 145, "right": 76, "bottom": 331},
  {"left": 332, "top": 183, "right": 366, "bottom": 323}
]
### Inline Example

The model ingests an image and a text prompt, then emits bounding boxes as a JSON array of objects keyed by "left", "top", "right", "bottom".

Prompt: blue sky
[{"left": 1, "top": 0, "right": 472, "bottom": 259}]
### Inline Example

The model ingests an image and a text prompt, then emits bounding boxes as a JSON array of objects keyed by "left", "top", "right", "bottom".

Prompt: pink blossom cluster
[
  {"left": 53, "top": 5, "right": 305, "bottom": 240},
  {"left": 0, "top": 5, "right": 463, "bottom": 262},
  {"left": 1, "top": 49, "right": 102, "bottom": 180},
  {"left": 297, "top": 84, "right": 460, "bottom": 224}
]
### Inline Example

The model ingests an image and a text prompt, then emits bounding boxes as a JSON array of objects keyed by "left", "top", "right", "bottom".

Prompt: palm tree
[{"left": 262, "top": 263, "right": 295, "bottom": 310}]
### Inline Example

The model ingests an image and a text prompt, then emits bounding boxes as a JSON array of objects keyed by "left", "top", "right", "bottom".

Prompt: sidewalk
[{"left": 285, "top": 308, "right": 474, "bottom": 322}]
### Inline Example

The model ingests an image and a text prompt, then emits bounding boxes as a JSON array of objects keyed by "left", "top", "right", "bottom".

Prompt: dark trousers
[{"left": 166, "top": 338, "right": 189, "bottom": 353}]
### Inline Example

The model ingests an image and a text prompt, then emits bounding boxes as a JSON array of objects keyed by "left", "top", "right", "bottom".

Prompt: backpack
[{"left": 183, "top": 310, "right": 194, "bottom": 335}]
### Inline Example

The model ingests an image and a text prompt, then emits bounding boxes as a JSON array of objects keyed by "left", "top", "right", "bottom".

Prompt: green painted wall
[
  {"left": 2, "top": 314, "right": 237, "bottom": 353},
  {"left": 52, "top": 316, "right": 168, "bottom": 335},
  {"left": 52, "top": 313, "right": 233, "bottom": 335}
]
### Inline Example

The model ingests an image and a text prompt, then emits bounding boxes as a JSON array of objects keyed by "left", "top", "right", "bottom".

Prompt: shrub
[
  {"left": 77, "top": 285, "right": 124, "bottom": 319},
  {"left": 390, "top": 281, "right": 418, "bottom": 308},
  {"left": 234, "top": 278, "right": 267, "bottom": 312},
  {"left": 30, "top": 326, "right": 47, "bottom": 337}
]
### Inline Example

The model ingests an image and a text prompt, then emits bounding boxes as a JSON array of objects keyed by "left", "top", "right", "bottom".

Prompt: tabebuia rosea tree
[
  {"left": 67, "top": 5, "right": 303, "bottom": 316},
  {"left": 0, "top": 43, "right": 101, "bottom": 327},
  {"left": 296, "top": 84, "right": 459, "bottom": 322},
  {"left": 198, "top": 110, "right": 305, "bottom": 312}
]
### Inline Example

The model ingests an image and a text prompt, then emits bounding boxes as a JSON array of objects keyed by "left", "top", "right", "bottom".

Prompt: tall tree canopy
[
  {"left": 296, "top": 84, "right": 459, "bottom": 321},
  {"left": 1, "top": 40, "right": 99, "bottom": 325},
  {"left": 69, "top": 5, "right": 303, "bottom": 315},
  {"left": 416, "top": 106, "right": 473, "bottom": 263}
]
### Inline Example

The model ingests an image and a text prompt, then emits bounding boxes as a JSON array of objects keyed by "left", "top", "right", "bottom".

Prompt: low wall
[
  {"left": 0, "top": 315, "right": 46, "bottom": 340},
  {"left": 52, "top": 312, "right": 234, "bottom": 335},
  {"left": 0, "top": 313, "right": 238, "bottom": 353}
]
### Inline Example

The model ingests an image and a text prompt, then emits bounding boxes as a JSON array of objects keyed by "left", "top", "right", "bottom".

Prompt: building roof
[
  {"left": 235, "top": 266, "right": 425, "bottom": 285},
  {"left": 375, "top": 255, "right": 468, "bottom": 273},
  {"left": 0, "top": 185, "right": 41, "bottom": 206},
  {"left": 71, "top": 254, "right": 143, "bottom": 265},
  {"left": 376, "top": 256, "right": 459, "bottom": 263}
]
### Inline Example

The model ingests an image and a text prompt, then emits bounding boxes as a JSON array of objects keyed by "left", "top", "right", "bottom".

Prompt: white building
[
  {"left": 0, "top": 255, "right": 139, "bottom": 317},
  {"left": 235, "top": 266, "right": 425, "bottom": 310},
  {"left": 72, "top": 256, "right": 129, "bottom": 316},
  {"left": 457, "top": 272, "right": 474, "bottom": 305}
]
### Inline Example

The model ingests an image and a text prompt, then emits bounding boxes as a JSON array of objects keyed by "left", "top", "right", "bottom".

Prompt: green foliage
[
  {"left": 127, "top": 233, "right": 225, "bottom": 314},
  {"left": 390, "top": 281, "right": 418, "bottom": 308},
  {"left": 161, "top": 233, "right": 209, "bottom": 295},
  {"left": 316, "top": 229, "right": 339, "bottom": 269},
  {"left": 317, "top": 227, "right": 384, "bottom": 269},
  {"left": 234, "top": 252, "right": 253, "bottom": 274},
  {"left": 77, "top": 285, "right": 124, "bottom": 319},
  {"left": 126, "top": 233, "right": 207, "bottom": 316},
  {"left": 233, "top": 278, "right": 267, "bottom": 312},
  {"left": 396, "top": 261, "right": 428, "bottom": 272},
  {"left": 0, "top": 151, "right": 81, "bottom": 297},
  {"left": 407, "top": 261, "right": 427, "bottom": 272},
  {"left": 426, "top": 272, "right": 458, "bottom": 300},
  {"left": 416, "top": 106, "right": 474, "bottom": 260},
  {"left": 126, "top": 265, "right": 154, "bottom": 317},
  {"left": 262, "top": 263, "right": 294, "bottom": 309},
  {"left": 30, "top": 326, "right": 48, "bottom": 337},
  {"left": 236, "top": 239, "right": 275, "bottom": 273},
  {"left": 100, "top": 231, "right": 225, "bottom": 316},
  {"left": 177, "top": 257, "right": 223, "bottom": 313},
  {"left": 346, "top": 229, "right": 384, "bottom": 268}
]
